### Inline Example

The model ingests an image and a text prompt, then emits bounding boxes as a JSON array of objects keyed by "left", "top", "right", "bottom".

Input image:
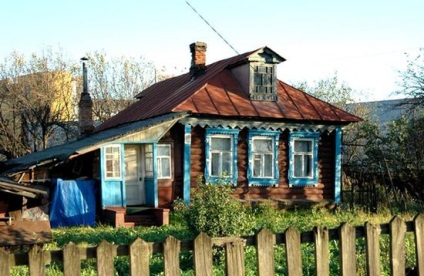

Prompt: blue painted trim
[
  {"left": 288, "top": 131, "right": 320, "bottom": 186},
  {"left": 152, "top": 143, "right": 158, "bottom": 207},
  {"left": 183, "top": 125, "right": 192, "bottom": 204},
  {"left": 100, "top": 144, "right": 125, "bottom": 208},
  {"left": 334, "top": 127, "right": 342, "bottom": 203},
  {"left": 247, "top": 130, "right": 280, "bottom": 186},
  {"left": 204, "top": 128, "right": 239, "bottom": 185},
  {"left": 120, "top": 144, "right": 126, "bottom": 207}
]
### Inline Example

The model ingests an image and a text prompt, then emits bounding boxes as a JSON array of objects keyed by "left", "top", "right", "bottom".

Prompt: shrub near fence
[{"left": 1, "top": 214, "right": 423, "bottom": 276}]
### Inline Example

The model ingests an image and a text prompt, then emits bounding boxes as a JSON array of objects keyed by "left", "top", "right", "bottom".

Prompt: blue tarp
[{"left": 50, "top": 178, "right": 96, "bottom": 228}]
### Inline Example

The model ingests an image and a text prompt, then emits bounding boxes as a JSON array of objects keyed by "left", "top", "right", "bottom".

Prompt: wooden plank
[
  {"left": 414, "top": 214, "right": 424, "bottom": 276},
  {"left": 256, "top": 228, "right": 275, "bottom": 276},
  {"left": 339, "top": 223, "right": 356, "bottom": 276},
  {"left": 63, "top": 242, "right": 80, "bottom": 276},
  {"left": 225, "top": 240, "right": 245, "bottom": 276},
  {"left": 130, "top": 238, "right": 150, "bottom": 276},
  {"left": 28, "top": 245, "right": 44, "bottom": 276},
  {"left": 194, "top": 233, "right": 212, "bottom": 276},
  {"left": 314, "top": 226, "right": 329, "bottom": 276},
  {"left": 164, "top": 236, "right": 180, "bottom": 276},
  {"left": 365, "top": 222, "right": 381, "bottom": 276},
  {"left": 0, "top": 221, "right": 51, "bottom": 246},
  {"left": 390, "top": 216, "right": 406, "bottom": 276},
  {"left": 97, "top": 240, "right": 115, "bottom": 276},
  {"left": 0, "top": 247, "right": 10, "bottom": 276},
  {"left": 285, "top": 227, "right": 302, "bottom": 276}
]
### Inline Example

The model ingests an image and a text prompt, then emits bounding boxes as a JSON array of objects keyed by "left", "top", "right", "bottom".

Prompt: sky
[{"left": 1, "top": 0, "right": 423, "bottom": 102}]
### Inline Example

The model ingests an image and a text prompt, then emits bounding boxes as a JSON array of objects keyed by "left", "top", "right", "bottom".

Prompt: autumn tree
[
  {"left": 294, "top": 72, "right": 372, "bottom": 165},
  {"left": 399, "top": 48, "right": 424, "bottom": 108},
  {"left": 0, "top": 48, "right": 78, "bottom": 159},
  {"left": 84, "top": 50, "right": 158, "bottom": 123}
]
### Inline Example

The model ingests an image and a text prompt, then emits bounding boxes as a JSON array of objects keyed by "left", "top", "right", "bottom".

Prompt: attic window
[{"left": 250, "top": 64, "right": 277, "bottom": 101}]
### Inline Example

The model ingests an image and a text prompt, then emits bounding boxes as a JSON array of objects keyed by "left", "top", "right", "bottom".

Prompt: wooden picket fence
[{"left": 1, "top": 214, "right": 423, "bottom": 275}]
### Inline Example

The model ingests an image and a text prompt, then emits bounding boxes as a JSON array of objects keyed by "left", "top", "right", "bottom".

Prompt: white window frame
[
  {"left": 251, "top": 136, "right": 274, "bottom": 178},
  {"left": 157, "top": 144, "right": 172, "bottom": 179},
  {"left": 104, "top": 145, "right": 121, "bottom": 179}
]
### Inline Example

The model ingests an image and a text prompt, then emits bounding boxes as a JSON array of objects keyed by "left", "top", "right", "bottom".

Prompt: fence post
[
  {"left": 256, "top": 228, "right": 275, "bottom": 276},
  {"left": 314, "top": 226, "right": 329, "bottom": 276},
  {"left": 28, "top": 244, "right": 44, "bottom": 276},
  {"left": 0, "top": 248, "right": 10, "bottom": 276},
  {"left": 97, "top": 240, "right": 116, "bottom": 276},
  {"left": 339, "top": 223, "right": 356, "bottom": 276},
  {"left": 414, "top": 214, "right": 424, "bottom": 276},
  {"left": 285, "top": 227, "right": 302, "bottom": 276},
  {"left": 194, "top": 233, "right": 212, "bottom": 276},
  {"left": 365, "top": 222, "right": 381, "bottom": 276},
  {"left": 225, "top": 239, "right": 245, "bottom": 276},
  {"left": 63, "top": 242, "right": 80, "bottom": 276},
  {"left": 164, "top": 236, "right": 180, "bottom": 276},
  {"left": 390, "top": 216, "right": 406, "bottom": 275},
  {"left": 130, "top": 238, "right": 150, "bottom": 276}
]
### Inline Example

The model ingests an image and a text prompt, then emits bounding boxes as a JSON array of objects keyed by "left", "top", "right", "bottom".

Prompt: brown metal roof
[{"left": 96, "top": 47, "right": 361, "bottom": 132}]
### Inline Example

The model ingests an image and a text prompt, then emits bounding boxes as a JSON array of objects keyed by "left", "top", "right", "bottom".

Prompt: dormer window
[
  {"left": 251, "top": 64, "right": 276, "bottom": 101},
  {"left": 229, "top": 47, "right": 285, "bottom": 102}
]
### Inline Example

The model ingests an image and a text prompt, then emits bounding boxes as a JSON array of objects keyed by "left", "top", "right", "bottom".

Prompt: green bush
[{"left": 176, "top": 178, "right": 254, "bottom": 237}]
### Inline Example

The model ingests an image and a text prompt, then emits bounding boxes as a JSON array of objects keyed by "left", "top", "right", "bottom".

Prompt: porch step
[{"left": 124, "top": 214, "right": 157, "bottom": 227}]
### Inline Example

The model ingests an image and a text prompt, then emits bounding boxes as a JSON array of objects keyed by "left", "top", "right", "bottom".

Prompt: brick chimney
[
  {"left": 189, "top": 42, "right": 207, "bottom": 79},
  {"left": 78, "top": 57, "right": 94, "bottom": 135}
]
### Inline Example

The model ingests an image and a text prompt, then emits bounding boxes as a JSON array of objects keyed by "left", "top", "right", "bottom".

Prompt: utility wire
[{"left": 184, "top": 0, "right": 240, "bottom": 56}]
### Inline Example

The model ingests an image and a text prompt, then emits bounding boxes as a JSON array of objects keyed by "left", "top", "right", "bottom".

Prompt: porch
[{"left": 102, "top": 206, "right": 170, "bottom": 228}]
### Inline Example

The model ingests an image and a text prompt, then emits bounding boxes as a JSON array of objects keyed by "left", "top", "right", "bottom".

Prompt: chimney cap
[{"left": 80, "top": 57, "right": 88, "bottom": 61}]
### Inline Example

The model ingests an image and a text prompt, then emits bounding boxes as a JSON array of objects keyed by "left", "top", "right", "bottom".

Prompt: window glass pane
[
  {"left": 158, "top": 144, "right": 170, "bottom": 156},
  {"left": 253, "top": 139, "right": 272, "bottom": 152},
  {"left": 304, "top": 155, "right": 313, "bottom": 177},
  {"left": 294, "top": 154, "right": 303, "bottom": 177},
  {"left": 211, "top": 137, "right": 231, "bottom": 151},
  {"left": 211, "top": 152, "right": 220, "bottom": 176},
  {"left": 253, "top": 154, "right": 262, "bottom": 177},
  {"left": 113, "top": 160, "right": 121, "bottom": 177},
  {"left": 222, "top": 152, "right": 232, "bottom": 176},
  {"left": 159, "top": 158, "right": 171, "bottom": 178},
  {"left": 264, "top": 154, "right": 273, "bottom": 177},
  {"left": 294, "top": 140, "right": 312, "bottom": 152}
]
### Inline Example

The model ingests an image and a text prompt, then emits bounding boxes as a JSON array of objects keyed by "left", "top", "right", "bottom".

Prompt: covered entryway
[{"left": 124, "top": 145, "right": 145, "bottom": 205}]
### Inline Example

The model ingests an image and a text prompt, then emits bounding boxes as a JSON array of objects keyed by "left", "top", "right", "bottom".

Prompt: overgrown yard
[{"left": 8, "top": 184, "right": 424, "bottom": 275}]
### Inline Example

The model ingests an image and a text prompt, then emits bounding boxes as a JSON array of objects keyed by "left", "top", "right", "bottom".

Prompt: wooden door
[{"left": 124, "top": 145, "right": 145, "bottom": 205}]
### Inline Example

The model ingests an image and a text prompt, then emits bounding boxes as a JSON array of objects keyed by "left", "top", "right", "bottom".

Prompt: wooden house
[{"left": 1, "top": 42, "right": 361, "bottom": 227}]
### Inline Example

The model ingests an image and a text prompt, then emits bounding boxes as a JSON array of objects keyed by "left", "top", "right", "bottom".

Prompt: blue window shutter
[
  {"left": 334, "top": 127, "right": 342, "bottom": 203},
  {"left": 288, "top": 131, "right": 320, "bottom": 186},
  {"left": 183, "top": 125, "right": 192, "bottom": 204},
  {"left": 247, "top": 130, "right": 280, "bottom": 186}
]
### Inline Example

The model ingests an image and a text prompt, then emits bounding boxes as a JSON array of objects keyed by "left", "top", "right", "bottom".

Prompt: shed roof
[{"left": 96, "top": 46, "right": 361, "bottom": 132}]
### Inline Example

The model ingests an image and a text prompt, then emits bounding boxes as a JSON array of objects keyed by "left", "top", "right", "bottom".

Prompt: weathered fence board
[
  {"left": 130, "top": 238, "right": 150, "bottom": 276},
  {"left": 285, "top": 227, "right": 302, "bottom": 276},
  {"left": 97, "top": 241, "right": 116, "bottom": 276},
  {"left": 225, "top": 240, "right": 245, "bottom": 276},
  {"left": 164, "top": 236, "right": 180, "bottom": 276},
  {"left": 314, "top": 226, "right": 329, "bottom": 276},
  {"left": 0, "top": 248, "right": 9, "bottom": 276},
  {"left": 63, "top": 242, "right": 80, "bottom": 276},
  {"left": 365, "top": 222, "right": 381, "bottom": 276},
  {"left": 256, "top": 228, "right": 275, "bottom": 276},
  {"left": 390, "top": 216, "right": 406, "bottom": 275},
  {"left": 414, "top": 214, "right": 424, "bottom": 276},
  {"left": 1, "top": 215, "right": 423, "bottom": 275},
  {"left": 29, "top": 245, "right": 44, "bottom": 276},
  {"left": 339, "top": 223, "right": 356, "bottom": 276},
  {"left": 194, "top": 232, "right": 212, "bottom": 276}
]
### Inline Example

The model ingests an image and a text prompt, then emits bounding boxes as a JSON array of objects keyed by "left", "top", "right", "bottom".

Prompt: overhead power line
[{"left": 184, "top": 1, "right": 240, "bottom": 55}]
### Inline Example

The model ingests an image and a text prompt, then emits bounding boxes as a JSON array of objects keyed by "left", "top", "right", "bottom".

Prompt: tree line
[{"left": 0, "top": 46, "right": 423, "bottom": 201}]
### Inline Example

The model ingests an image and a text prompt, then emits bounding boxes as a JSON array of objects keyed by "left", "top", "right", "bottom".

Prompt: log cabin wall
[{"left": 187, "top": 125, "right": 337, "bottom": 203}]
